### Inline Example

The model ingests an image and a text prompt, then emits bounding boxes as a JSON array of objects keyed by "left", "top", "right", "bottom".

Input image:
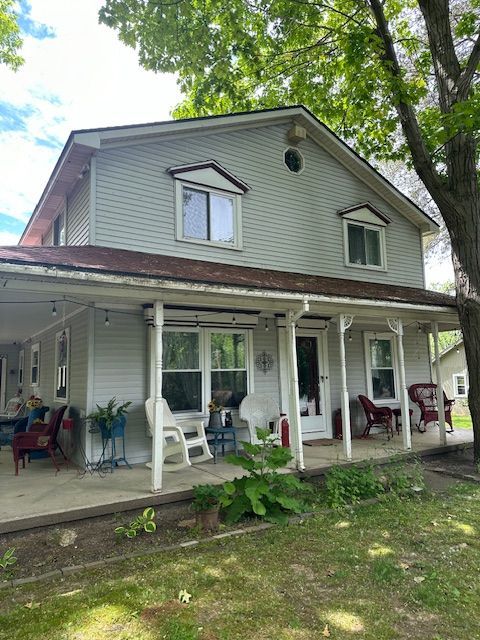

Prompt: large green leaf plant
[{"left": 220, "top": 428, "right": 311, "bottom": 524}]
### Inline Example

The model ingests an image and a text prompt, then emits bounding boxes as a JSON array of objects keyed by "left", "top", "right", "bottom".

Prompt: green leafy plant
[
  {"left": 191, "top": 484, "right": 222, "bottom": 512},
  {"left": 325, "top": 463, "right": 384, "bottom": 509},
  {"left": 114, "top": 507, "right": 157, "bottom": 539},
  {"left": 220, "top": 427, "right": 312, "bottom": 524},
  {"left": 87, "top": 397, "right": 131, "bottom": 431},
  {"left": 381, "top": 456, "right": 426, "bottom": 497},
  {"left": 0, "top": 547, "right": 17, "bottom": 573}
]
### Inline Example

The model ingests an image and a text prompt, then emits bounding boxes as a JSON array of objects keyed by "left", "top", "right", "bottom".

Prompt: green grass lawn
[
  {"left": 452, "top": 415, "right": 473, "bottom": 429},
  {"left": 1, "top": 484, "right": 480, "bottom": 640}
]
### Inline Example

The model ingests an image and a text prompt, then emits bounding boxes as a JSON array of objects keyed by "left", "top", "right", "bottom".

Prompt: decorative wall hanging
[{"left": 255, "top": 351, "right": 274, "bottom": 376}]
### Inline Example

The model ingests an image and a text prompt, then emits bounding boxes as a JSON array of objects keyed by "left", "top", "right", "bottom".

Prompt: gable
[
  {"left": 167, "top": 160, "right": 250, "bottom": 194},
  {"left": 338, "top": 203, "right": 391, "bottom": 227}
]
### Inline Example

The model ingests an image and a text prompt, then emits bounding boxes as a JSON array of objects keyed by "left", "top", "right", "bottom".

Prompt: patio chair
[
  {"left": 12, "top": 405, "right": 68, "bottom": 475},
  {"left": 358, "top": 395, "right": 394, "bottom": 439},
  {"left": 145, "top": 398, "right": 213, "bottom": 471},
  {"left": 408, "top": 383, "right": 454, "bottom": 433},
  {"left": 239, "top": 393, "right": 286, "bottom": 444},
  {"left": 0, "top": 396, "right": 26, "bottom": 427}
]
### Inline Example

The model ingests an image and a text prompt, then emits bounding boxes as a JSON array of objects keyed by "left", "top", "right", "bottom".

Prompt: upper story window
[
  {"left": 168, "top": 160, "right": 250, "bottom": 251},
  {"left": 338, "top": 203, "right": 390, "bottom": 271},
  {"left": 53, "top": 212, "right": 65, "bottom": 246}
]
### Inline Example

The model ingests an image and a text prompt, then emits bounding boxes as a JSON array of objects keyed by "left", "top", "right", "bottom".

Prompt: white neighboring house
[{"left": 433, "top": 340, "right": 470, "bottom": 415}]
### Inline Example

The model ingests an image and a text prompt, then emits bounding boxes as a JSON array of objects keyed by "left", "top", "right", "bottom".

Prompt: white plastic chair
[
  {"left": 239, "top": 393, "right": 286, "bottom": 444},
  {"left": 145, "top": 398, "right": 213, "bottom": 471}
]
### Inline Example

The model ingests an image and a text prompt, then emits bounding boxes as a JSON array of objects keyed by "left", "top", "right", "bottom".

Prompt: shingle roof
[{"left": 0, "top": 246, "right": 456, "bottom": 308}]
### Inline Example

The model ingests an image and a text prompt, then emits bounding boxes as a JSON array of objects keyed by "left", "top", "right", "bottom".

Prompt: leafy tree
[
  {"left": 99, "top": 1, "right": 480, "bottom": 460},
  {"left": 0, "top": 0, "right": 23, "bottom": 70}
]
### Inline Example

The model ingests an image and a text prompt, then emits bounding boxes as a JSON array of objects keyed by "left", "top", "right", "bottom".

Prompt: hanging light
[
  {"left": 264, "top": 317, "right": 269, "bottom": 332},
  {"left": 104, "top": 310, "right": 110, "bottom": 327},
  {"left": 417, "top": 323, "right": 422, "bottom": 333},
  {"left": 232, "top": 314, "right": 237, "bottom": 325},
  {"left": 195, "top": 315, "right": 199, "bottom": 327},
  {"left": 51, "top": 302, "right": 57, "bottom": 317},
  {"left": 374, "top": 332, "right": 378, "bottom": 344},
  {"left": 456, "top": 346, "right": 460, "bottom": 354},
  {"left": 348, "top": 330, "right": 353, "bottom": 342}
]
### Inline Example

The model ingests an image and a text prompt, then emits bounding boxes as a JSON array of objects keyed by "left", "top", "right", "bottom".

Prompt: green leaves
[
  {"left": 0, "top": 547, "right": 17, "bottom": 570},
  {"left": 0, "top": 0, "right": 24, "bottom": 70},
  {"left": 114, "top": 507, "right": 157, "bottom": 539}
]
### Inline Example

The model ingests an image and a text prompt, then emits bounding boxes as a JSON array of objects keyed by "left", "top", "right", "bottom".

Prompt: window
[
  {"left": 170, "top": 160, "right": 248, "bottom": 250},
  {"left": 53, "top": 213, "right": 65, "bottom": 246},
  {"left": 347, "top": 222, "right": 384, "bottom": 268},
  {"left": 31, "top": 343, "right": 40, "bottom": 386},
  {"left": 453, "top": 373, "right": 468, "bottom": 398},
  {"left": 18, "top": 349, "right": 24, "bottom": 387},
  {"left": 163, "top": 330, "right": 202, "bottom": 412},
  {"left": 162, "top": 328, "right": 251, "bottom": 413},
  {"left": 364, "top": 333, "right": 397, "bottom": 402},
  {"left": 284, "top": 147, "right": 304, "bottom": 174},
  {"left": 54, "top": 328, "right": 70, "bottom": 401},
  {"left": 183, "top": 186, "right": 235, "bottom": 244}
]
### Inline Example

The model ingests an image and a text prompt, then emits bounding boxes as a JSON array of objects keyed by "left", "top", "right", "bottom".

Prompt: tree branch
[{"left": 457, "top": 34, "right": 480, "bottom": 100}]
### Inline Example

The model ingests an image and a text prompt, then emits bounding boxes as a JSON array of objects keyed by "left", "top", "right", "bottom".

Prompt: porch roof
[{"left": 0, "top": 245, "right": 456, "bottom": 309}]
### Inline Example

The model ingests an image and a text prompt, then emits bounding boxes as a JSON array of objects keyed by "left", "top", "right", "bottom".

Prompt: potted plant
[
  {"left": 207, "top": 398, "right": 223, "bottom": 428},
  {"left": 191, "top": 483, "right": 222, "bottom": 530},
  {"left": 87, "top": 397, "right": 131, "bottom": 437}
]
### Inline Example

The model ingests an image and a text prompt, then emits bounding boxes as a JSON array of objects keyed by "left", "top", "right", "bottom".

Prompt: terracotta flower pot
[{"left": 196, "top": 507, "right": 220, "bottom": 531}]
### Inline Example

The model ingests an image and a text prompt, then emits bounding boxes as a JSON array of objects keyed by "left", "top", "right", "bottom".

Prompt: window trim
[
  {"left": 163, "top": 326, "right": 253, "bottom": 415},
  {"left": 453, "top": 372, "right": 468, "bottom": 398},
  {"left": 30, "top": 342, "right": 40, "bottom": 387},
  {"left": 54, "top": 327, "right": 70, "bottom": 403},
  {"left": 18, "top": 349, "right": 24, "bottom": 387},
  {"left": 175, "top": 180, "right": 243, "bottom": 250},
  {"left": 283, "top": 146, "right": 305, "bottom": 175},
  {"left": 163, "top": 327, "right": 203, "bottom": 414},
  {"left": 343, "top": 218, "right": 387, "bottom": 271},
  {"left": 363, "top": 332, "right": 398, "bottom": 404},
  {"left": 53, "top": 212, "right": 66, "bottom": 246}
]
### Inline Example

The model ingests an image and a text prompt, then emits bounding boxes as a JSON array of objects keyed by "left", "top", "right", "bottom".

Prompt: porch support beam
[
  {"left": 387, "top": 318, "right": 411, "bottom": 450},
  {"left": 151, "top": 301, "right": 164, "bottom": 493},
  {"left": 432, "top": 321, "right": 447, "bottom": 446},
  {"left": 286, "top": 301, "right": 309, "bottom": 471},
  {"left": 337, "top": 314, "right": 354, "bottom": 461}
]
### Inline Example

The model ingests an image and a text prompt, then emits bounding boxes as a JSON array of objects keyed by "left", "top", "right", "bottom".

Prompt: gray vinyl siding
[
  {"left": 66, "top": 175, "right": 90, "bottom": 245},
  {"left": 94, "top": 123, "right": 425, "bottom": 288},
  {"left": 327, "top": 328, "right": 432, "bottom": 434},
  {"left": 0, "top": 343, "right": 20, "bottom": 404},
  {"left": 91, "top": 311, "right": 149, "bottom": 464},
  {"left": 21, "top": 310, "right": 89, "bottom": 463},
  {"left": 252, "top": 323, "right": 280, "bottom": 402}
]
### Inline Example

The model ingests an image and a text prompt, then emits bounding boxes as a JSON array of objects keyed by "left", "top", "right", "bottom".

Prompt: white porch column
[
  {"left": 432, "top": 321, "right": 447, "bottom": 445},
  {"left": 387, "top": 318, "right": 411, "bottom": 450},
  {"left": 337, "top": 314, "right": 354, "bottom": 461},
  {"left": 151, "top": 301, "right": 164, "bottom": 493},
  {"left": 286, "top": 303, "right": 309, "bottom": 471}
]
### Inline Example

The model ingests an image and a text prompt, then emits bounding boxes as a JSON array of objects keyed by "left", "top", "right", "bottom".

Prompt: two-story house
[{"left": 0, "top": 106, "right": 460, "bottom": 494}]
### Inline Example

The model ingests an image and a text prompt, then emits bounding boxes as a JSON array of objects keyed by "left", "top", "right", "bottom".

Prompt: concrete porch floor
[{"left": 0, "top": 428, "right": 473, "bottom": 533}]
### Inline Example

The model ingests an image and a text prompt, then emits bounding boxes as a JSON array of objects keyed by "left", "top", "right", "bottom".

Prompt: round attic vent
[{"left": 284, "top": 147, "right": 304, "bottom": 174}]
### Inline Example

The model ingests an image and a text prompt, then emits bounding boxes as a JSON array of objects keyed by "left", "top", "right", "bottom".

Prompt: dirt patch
[
  {"left": 424, "top": 449, "right": 480, "bottom": 481},
  {"left": 141, "top": 600, "right": 186, "bottom": 622}
]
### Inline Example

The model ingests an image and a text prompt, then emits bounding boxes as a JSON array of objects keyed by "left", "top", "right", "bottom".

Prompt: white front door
[{"left": 295, "top": 332, "right": 329, "bottom": 438}]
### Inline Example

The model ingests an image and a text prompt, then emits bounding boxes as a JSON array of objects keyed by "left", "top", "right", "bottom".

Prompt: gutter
[{"left": 0, "top": 262, "right": 457, "bottom": 315}]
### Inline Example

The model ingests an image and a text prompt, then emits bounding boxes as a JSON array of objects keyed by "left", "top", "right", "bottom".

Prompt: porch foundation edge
[{"left": 0, "top": 440, "right": 472, "bottom": 535}]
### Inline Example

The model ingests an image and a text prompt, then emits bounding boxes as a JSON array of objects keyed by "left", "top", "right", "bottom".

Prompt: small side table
[
  {"left": 205, "top": 426, "right": 239, "bottom": 464},
  {"left": 392, "top": 408, "right": 414, "bottom": 434}
]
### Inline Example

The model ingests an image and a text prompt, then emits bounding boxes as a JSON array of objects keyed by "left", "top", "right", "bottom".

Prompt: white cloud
[
  {"left": 0, "top": 0, "right": 181, "bottom": 232},
  {"left": 0, "top": 230, "right": 22, "bottom": 245}
]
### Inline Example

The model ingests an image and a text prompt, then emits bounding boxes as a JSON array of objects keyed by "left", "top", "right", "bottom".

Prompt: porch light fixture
[
  {"left": 195, "top": 315, "right": 199, "bottom": 327},
  {"left": 104, "top": 310, "right": 110, "bottom": 327},
  {"left": 417, "top": 323, "right": 422, "bottom": 333},
  {"left": 348, "top": 330, "right": 353, "bottom": 342},
  {"left": 232, "top": 314, "right": 237, "bottom": 325},
  {"left": 374, "top": 332, "right": 378, "bottom": 344},
  {"left": 456, "top": 346, "right": 460, "bottom": 354},
  {"left": 51, "top": 302, "right": 57, "bottom": 317},
  {"left": 264, "top": 318, "right": 269, "bottom": 332}
]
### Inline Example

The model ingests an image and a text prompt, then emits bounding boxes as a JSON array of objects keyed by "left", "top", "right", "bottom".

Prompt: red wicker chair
[
  {"left": 408, "top": 384, "right": 454, "bottom": 433},
  {"left": 358, "top": 395, "right": 394, "bottom": 439},
  {"left": 13, "top": 406, "right": 68, "bottom": 475}
]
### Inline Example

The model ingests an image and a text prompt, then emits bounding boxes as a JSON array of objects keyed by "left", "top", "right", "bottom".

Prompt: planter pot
[
  {"left": 208, "top": 412, "right": 223, "bottom": 428},
  {"left": 196, "top": 507, "right": 220, "bottom": 531},
  {"left": 99, "top": 415, "right": 126, "bottom": 440}
]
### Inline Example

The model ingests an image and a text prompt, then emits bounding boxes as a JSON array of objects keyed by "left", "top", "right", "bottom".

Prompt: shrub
[
  {"left": 325, "top": 463, "right": 384, "bottom": 508},
  {"left": 381, "top": 456, "right": 425, "bottom": 497},
  {"left": 115, "top": 507, "right": 157, "bottom": 539},
  {"left": 220, "top": 427, "right": 312, "bottom": 524},
  {"left": 191, "top": 484, "right": 222, "bottom": 512}
]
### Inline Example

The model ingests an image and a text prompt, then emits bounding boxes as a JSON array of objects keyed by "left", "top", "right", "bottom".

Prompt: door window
[{"left": 296, "top": 336, "right": 322, "bottom": 416}]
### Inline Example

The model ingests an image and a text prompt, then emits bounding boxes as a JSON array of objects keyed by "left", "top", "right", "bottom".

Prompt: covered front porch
[{"left": 0, "top": 247, "right": 464, "bottom": 529}]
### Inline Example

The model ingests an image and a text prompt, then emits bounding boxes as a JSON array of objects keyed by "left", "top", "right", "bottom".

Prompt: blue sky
[{"left": 0, "top": 0, "right": 180, "bottom": 244}]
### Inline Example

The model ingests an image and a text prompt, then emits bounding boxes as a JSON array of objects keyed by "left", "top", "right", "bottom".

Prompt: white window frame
[
  {"left": 453, "top": 372, "right": 468, "bottom": 398},
  {"left": 363, "top": 332, "right": 398, "bottom": 404},
  {"left": 163, "top": 327, "right": 203, "bottom": 414},
  {"left": 163, "top": 326, "right": 253, "bottom": 415},
  {"left": 30, "top": 342, "right": 40, "bottom": 387},
  {"left": 343, "top": 218, "right": 387, "bottom": 271},
  {"left": 18, "top": 349, "right": 24, "bottom": 387},
  {"left": 174, "top": 180, "right": 243, "bottom": 250},
  {"left": 54, "top": 328, "right": 70, "bottom": 402}
]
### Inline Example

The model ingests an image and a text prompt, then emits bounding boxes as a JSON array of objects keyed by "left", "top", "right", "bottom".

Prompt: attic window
[
  {"left": 339, "top": 203, "right": 389, "bottom": 271},
  {"left": 284, "top": 148, "right": 304, "bottom": 174}
]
